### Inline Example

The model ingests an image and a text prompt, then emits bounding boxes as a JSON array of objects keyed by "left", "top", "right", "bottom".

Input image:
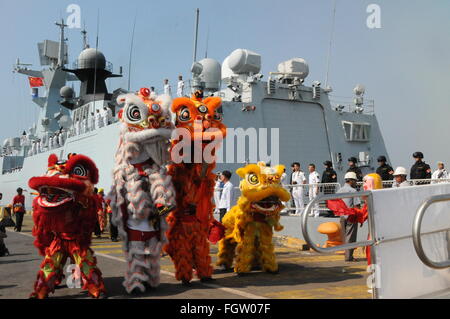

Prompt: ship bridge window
[{"left": 342, "top": 121, "right": 371, "bottom": 142}]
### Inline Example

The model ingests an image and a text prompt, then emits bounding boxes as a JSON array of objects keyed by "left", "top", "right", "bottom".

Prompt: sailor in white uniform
[
  {"left": 177, "top": 75, "right": 185, "bottom": 97},
  {"left": 308, "top": 164, "right": 321, "bottom": 217},
  {"left": 291, "top": 162, "right": 306, "bottom": 215},
  {"left": 31, "top": 141, "right": 37, "bottom": 155},
  {"left": 163, "top": 79, "right": 172, "bottom": 96},
  {"left": 106, "top": 107, "right": 112, "bottom": 125},
  {"left": 82, "top": 116, "right": 88, "bottom": 134},
  {"left": 101, "top": 107, "right": 109, "bottom": 127},
  {"left": 431, "top": 161, "right": 449, "bottom": 183},
  {"left": 89, "top": 112, "right": 96, "bottom": 131},
  {"left": 58, "top": 131, "right": 64, "bottom": 147},
  {"left": 49, "top": 135, "right": 54, "bottom": 150},
  {"left": 54, "top": 133, "right": 60, "bottom": 148},
  {"left": 75, "top": 118, "right": 81, "bottom": 135},
  {"left": 392, "top": 167, "right": 410, "bottom": 187},
  {"left": 95, "top": 109, "right": 103, "bottom": 129}
]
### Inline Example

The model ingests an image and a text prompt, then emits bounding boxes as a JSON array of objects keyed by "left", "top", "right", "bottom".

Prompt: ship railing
[
  {"left": 356, "top": 178, "right": 450, "bottom": 190},
  {"left": 214, "top": 182, "right": 341, "bottom": 214},
  {"left": 329, "top": 95, "right": 375, "bottom": 115}
]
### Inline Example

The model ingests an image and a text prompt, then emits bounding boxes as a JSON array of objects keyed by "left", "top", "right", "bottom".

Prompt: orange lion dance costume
[
  {"left": 165, "top": 91, "right": 227, "bottom": 285},
  {"left": 29, "top": 153, "right": 106, "bottom": 299}
]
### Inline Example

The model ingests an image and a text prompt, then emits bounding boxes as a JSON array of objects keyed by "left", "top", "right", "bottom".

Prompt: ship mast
[
  {"left": 55, "top": 19, "right": 68, "bottom": 68},
  {"left": 81, "top": 25, "right": 89, "bottom": 49}
]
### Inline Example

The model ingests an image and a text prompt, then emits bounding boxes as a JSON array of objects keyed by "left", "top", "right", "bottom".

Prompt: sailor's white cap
[
  {"left": 344, "top": 172, "right": 357, "bottom": 180},
  {"left": 393, "top": 166, "right": 408, "bottom": 176}
]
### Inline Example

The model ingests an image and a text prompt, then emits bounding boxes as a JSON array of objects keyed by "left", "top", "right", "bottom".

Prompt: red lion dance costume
[
  {"left": 29, "top": 153, "right": 106, "bottom": 299},
  {"left": 165, "top": 91, "right": 227, "bottom": 285}
]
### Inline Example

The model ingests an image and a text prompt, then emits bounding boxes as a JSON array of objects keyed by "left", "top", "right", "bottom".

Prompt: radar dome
[
  {"left": 227, "top": 49, "right": 261, "bottom": 74},
  {"left": 77, "top": 48, "right": 106, "bottom": 69},
  {"left": 277, "top": 58, "right": 309, "bottom": 79},
  {"left": 60, "top": 86, "right": 74, "bottom": 98},
  {"left": 221, "top": 56, "right": 234, "bottom": 80},
  {"left": 198, "top": 58, "right": 221, "bottom": 91},
  {"left": 58, "top": 115, "right": 73, "bottom": 129}
]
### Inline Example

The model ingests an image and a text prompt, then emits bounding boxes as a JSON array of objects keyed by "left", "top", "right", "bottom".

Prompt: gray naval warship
[{"left": 0, "top": 19, "right": 389, "bottom": 210}]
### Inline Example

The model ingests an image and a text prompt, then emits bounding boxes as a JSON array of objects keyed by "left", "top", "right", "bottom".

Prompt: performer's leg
[
  {"left": 145, "top": 237, "right": 162, "bottom": 288},
  {"left": 166, "top": 224, "right": 194, "bottom": 283},
  {"left": 193, "top": 230, "right": 213, "bottom": 280},
  {"left": 54, "top": 253, "right": 69, "bottom": 287},
  {"left": 258, "top": 225, "right": 278, "bottom": 273},
  {"left": 30, "top": 250, "right": 64, "bottom": 299},
  {"left": 72, "top": 248, "right": 105, "bottom": 298},
  {"left": 216, "top": 238, "right": 237, "bottom": 270},
  {"left": 123, "top": 240, "right": 149, "bottom": 294},
  {"left": 234, "top": 224, "right": 257, "bottom": 274}
]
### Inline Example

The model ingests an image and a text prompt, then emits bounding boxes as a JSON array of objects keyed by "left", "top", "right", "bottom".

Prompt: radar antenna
[
  {"left": 127, "top": 10, "right": 137, "bottom": 91},
  {"left": 81, "top": 23, "right": 89, "bottom": 49},
  {"left": 205, "top": 24, "right": 209, "bottom": 58},
  {"left": 13, "top": 58, "right": 32, "bottom": 73},
  {"left": 193, "top": 8, "right": 200, "bottom": 63},
  {"left": 55, "top": 19, "right": 68, "bottom": 68},
  {"left": 325, "top": 0, "right": 337, "bottom": 88}
]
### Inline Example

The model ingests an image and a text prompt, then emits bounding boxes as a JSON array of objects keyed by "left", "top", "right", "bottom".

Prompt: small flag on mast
[{"left": 28, "top": 77, "right": 44, "bottom": 87}]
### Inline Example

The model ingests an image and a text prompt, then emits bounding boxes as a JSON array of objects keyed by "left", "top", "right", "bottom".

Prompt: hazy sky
[{"left": 0, "top": 0, "right": 449, "bottom": 169}]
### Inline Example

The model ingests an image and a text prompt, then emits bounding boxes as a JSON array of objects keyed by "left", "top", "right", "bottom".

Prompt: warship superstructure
[{"left": 0, "top": 19, "right": 389, "bottom": 210}]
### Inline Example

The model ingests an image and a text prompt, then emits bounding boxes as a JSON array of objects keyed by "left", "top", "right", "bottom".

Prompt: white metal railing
[
  {"left": 356, "top": 178, "right": 450, "bottom": 190},
  {"left": 214, "top": 182, "right": 341, "bottom": 214},
  {"left": 214, "top": 178, "right": 450, "bottom": 215},
  {"left": 329, "top": 95, "right": 375, "bottom": 115}
]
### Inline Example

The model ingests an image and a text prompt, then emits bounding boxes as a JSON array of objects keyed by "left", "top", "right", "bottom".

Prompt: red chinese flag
[{"left": 28, "top": 77, "right": 44, "bottom": 87}]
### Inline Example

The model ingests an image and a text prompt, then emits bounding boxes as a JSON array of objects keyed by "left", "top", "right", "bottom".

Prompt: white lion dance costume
[{"left": 109, "top": 88, "right": 176, "bottom": 294}]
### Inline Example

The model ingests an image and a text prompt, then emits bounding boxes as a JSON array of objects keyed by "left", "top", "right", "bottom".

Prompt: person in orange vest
[
  {"left": 97, "top": 188, "right": 107, "bottom": 233},
  {"left": 12, "top": 188, "right": 26, "bottom": 232}
]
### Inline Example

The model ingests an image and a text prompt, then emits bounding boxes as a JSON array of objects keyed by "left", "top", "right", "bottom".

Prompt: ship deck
[{"left": 0, "top": 215, "right": 371, "bottom": 299}]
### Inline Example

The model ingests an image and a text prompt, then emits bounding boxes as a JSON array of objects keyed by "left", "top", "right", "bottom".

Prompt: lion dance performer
[
  {"left": 29, "top": 153, "right": 106, "bottom": 299},
  {"left": 165, "top": 90, "right": 227, "bottom": 285},
  {"left": 109, "top": 88, "right": 176, "bottom": 294},
  {"left": 217, "top": 162, "right": 290, "bottom": 274}
]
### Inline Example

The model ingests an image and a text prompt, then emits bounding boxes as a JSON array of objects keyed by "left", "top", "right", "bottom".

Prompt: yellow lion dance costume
[{"left": 216, "top": 162, "right": 290, "bottom": 274}]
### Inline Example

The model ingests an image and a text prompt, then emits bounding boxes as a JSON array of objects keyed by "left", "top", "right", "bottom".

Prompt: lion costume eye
[
  {"left": 198, "top": 105, "right": 208, "bottom": 113},
  {"left": 72, "top": 164, "right": 88, "bottom": 177},
  {"left": 124, "top": 103, "right": 148, "bottom": 124},
  {"left": 247, "top": 173, "right": 259, "bottom": 185},
  {"left": 151, "top": 103, "right": 161, "bottom": 113},
  {"left": 178, "top": 107, "right": 191, "bottom": 122}
]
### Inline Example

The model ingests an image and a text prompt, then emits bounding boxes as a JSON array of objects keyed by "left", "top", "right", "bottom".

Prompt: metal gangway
[{"left": 301, "top": 183, "right": 450, "bottom": 299}]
